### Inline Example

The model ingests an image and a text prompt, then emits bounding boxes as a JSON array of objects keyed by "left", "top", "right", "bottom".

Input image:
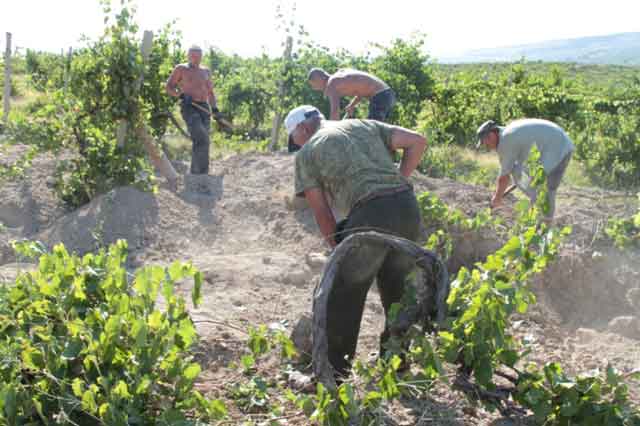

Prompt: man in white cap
[
  {"left": 286, "top": 104, "right": 427, "bottom": 378},
  {"left": 476, "top": 118, "right": 574, "bottom": 219},
  {"left": 166, "top": 45, "right": 219, "bottom": 174}
]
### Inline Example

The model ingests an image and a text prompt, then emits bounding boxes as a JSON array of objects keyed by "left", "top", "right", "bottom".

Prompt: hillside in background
[{"left": 441, "top": 32, "right": 640, "bottom": 65}]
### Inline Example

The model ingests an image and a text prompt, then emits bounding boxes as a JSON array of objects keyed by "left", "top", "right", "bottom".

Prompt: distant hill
[{"left": 440, "top": 32, "right": 640, "bottom": 65}]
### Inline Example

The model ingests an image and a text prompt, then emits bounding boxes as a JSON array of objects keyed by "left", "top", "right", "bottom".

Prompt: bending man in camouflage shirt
[{"left": 285, "top": 105, "right": 427, "bottom": 378}]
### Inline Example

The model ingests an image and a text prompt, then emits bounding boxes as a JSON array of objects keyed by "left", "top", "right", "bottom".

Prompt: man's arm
[
  {"left": 491, "top": 174, "right": 511, "bottom": 208},
  {"left": 304, "top": 188, "right": 337, "bottom": 247},
  {"left": 344, "top": 96, "right": 362, "bottom": 117},
  {"left": 325, "top": 84, "right": 341, "bottom": 120},
  {"left": 389, "top": 127, "right": 427, "bottom": 178},
  {"left": 165, "top": 66, "right": 182, "bottom": 97}
]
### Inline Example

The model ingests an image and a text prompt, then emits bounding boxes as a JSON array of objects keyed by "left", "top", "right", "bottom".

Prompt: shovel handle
[
  {"left": 504, "top": 184, "right": 517, "bottom": 196},
  {"left": 189, "top": 102, "right": 234, "bottom": 130}
]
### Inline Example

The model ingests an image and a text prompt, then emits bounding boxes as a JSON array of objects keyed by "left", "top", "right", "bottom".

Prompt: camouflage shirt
[{"left": 294, "top": 119, "right": 411, "bottom": 217}]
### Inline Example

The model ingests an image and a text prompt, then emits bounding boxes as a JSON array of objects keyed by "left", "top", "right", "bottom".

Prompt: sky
[{"left": 2, "top": 0, "right": 640, "bottom": 59}]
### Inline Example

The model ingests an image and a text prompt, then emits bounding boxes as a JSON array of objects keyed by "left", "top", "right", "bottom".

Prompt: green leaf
[
  {"left": 1, "top": 386, "right": 17, "bottom": 424},
  {"left": 82, "top": 389, "right": 98, "bottom": 414},
  {"left": 183, "top": 363, "right": 201, "bottom": 380},
  {"left": 498, "top": 349, "right": 520, "bottom": 367},
  {"left": 192, "top": 270, "right": 203, "bottom": 308},
  {"left": 61, "top": 339, "right": 83, "bottom": 360},
  {"left": 136, "top": 376, "right": 152, "bottom": 394},
  {"left": 241, "top": 354, "right": 255, "bottom": 371},
  {"left": 364, "top": 390, "right": 382, "bottom": 407},
  {"left": 177, "top": 318, "right": 197, "bottom": 347},
  {"left": 606, "top": 365, "right": 620, "bottom": 386},
  {"left": 113, "top": 380, "right": 132, "bottom": 400},
  {"left": 72, "top": 378, "right": 84, "bottom": 397},
  {"left": 99, "top": 403, "right": 109, "bottom": 417},
  {"left": 131, "top": 318, "right": 148, "bottom": 347},
  {"left": 168, "top": 261, "right": 188, "bottom": 281},
  {"left": 22, "top": 346, "right": 45, "bottom": 370},
  {"left": 148, "top": 310, "right": 163, "bottom": 329},
  {"left": 208, "top": 399, "right": 228, "bottom": 419},
  {"left": 338, "top": 383, "right": 354, "bottom": 405}
]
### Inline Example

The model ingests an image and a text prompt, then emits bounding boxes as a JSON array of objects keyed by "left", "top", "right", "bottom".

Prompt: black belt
[{"left": 351, "top": 184, "right": 411, "bottom": 213}]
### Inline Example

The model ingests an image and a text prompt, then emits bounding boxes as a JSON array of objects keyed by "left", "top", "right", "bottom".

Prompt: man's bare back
[
  {"left": 166, "top": 64, "right": 214, "bottom": 103},
  {"left": 325, "top": 69, "right": 388, "bottom": 98},
  {"left": 308, "top": 67, "right": 392, "bottom": 120}
]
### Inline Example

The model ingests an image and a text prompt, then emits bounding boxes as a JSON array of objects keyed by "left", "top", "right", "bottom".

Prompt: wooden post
[
  {"left": 268, "top": 36, "right": 293, "bottom": 151},
  {"left": 117, "top": 31, "right": 153, "bottom": 148},
  {"left": 128, "top": 31, "right": 178, "bottom": 188},
  {"left": 63, "top": 47, "right": 73, "bottom": 92},
  {"left": 3, "top": 32, "right": 11, "bottom": 126}
]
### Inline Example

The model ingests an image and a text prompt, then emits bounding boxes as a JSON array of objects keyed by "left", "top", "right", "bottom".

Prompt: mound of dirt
[{"left": 1, "top": 146, "right": 638, "bottom": 424}]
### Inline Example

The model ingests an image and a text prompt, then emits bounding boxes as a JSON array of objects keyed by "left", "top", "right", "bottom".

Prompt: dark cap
[{"left": 475, "top": 120, "right": 499, "bottom": 149}]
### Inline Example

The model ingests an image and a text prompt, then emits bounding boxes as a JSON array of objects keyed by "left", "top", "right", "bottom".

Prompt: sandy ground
[{"left": 0, "top": 146, "right": 638, "bottom": 425}]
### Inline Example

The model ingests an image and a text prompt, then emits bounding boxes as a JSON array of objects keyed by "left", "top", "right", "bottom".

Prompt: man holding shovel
[
  {"left": 476, "top": 118, "right": 574, "bottom": 219},
  {"left": 166, "top": 45, "right": 219, "bottom": 174},
  {"left": 307, "top": 68, "right": 396, "bottom": 122},
  {"left": 286, "top": 105, "right": 427, "bottom": 378}
]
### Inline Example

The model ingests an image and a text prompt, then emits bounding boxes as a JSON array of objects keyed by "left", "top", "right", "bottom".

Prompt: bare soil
[{"left": 1, "top": 145, "right": 638, "bottom": 425}]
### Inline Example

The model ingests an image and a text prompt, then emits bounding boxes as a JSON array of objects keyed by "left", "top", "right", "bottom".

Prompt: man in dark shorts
[
  {"left": 286, "top": 104, "right": 427, "bottom": 378},
  {"left": 307, "top": 68, "right": 396, "bottom": 122},
  {"left": 165, "top": 45, "right": 219, "bottom": 174}
]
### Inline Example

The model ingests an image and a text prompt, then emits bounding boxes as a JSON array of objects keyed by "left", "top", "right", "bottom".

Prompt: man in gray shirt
[{"left": 476, "top": 118, "right": 574, "bottom": 219}]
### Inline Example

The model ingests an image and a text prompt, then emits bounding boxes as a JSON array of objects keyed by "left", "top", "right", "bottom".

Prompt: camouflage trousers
[
  {"left": 328, "top": 188, "right": 421, "bottom": 377},
  {"left": 181, "top": 102, "right": 211, "bottom": 175}
]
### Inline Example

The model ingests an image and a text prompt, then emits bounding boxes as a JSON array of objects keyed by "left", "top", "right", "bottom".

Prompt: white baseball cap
[{"left": 285, "top": 105, "right": 323, "bottom": 135}]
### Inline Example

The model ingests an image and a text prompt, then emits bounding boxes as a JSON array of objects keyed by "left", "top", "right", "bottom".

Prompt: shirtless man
[
  {"left": 166, "top": 45, "right": 218, "bottom": 174},
  {"left": 307, "top": 68, "right": 396, "bottom": 122}
]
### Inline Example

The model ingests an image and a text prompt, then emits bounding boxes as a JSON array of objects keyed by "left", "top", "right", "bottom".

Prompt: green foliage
[
  {"left": 0, "top": 60, "right": 22, "bottom": 99},
  {"left": 418, "top": 143, "right": 498, "bottom": 187},
  {"left": 369, "top": 35, "right": 435, "bottom": 128},
  {"left": 418, "top": 190, "right": 500, "bottom": 260},
  {"left": 0, "top": 145, "right": 38, "bottom": 181},
  {"left": 441, "top": 221, "right": 570, "bottom": 384},
  {"left": 221, "top": 58, "right": 277, "bottom": 136},
  {"left": 0, "top": 240, "right": 226, "bottom": 425},
  {"left": 604, "top": 194, "right": 640, "bottom": 249},
  {"left": 574, "top": 98, "right": 640, "bottom": 188},
  {"left": 418, "top": 62, "right": 640, "bottom": 189},
  {"left": 5, "top": 1, "right": 184, "bottom": 208},
  {"left": 418, "top": 63, "right": 580, "bottom": 147},
  {"left": 515, "top": 363, "right": 640, "bottom": 425},
  {"left": 141, "top": 24, "right": 183, "bottom": 139},
  {"left": 24, "top": 49, "right": 68, "bottom": 91}
]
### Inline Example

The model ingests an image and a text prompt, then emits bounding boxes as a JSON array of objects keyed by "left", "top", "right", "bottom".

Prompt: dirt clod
[
  {"left": 608, "top": 316, "right": 640, "bottom": 339},
  {"left": 291, "top": 313, "right": 313, "bottom": 357}
]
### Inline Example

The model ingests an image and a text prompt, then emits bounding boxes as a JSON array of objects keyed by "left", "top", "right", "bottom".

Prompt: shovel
[{"left": 189, "top": 102, "right": 235, "bottom": 131}]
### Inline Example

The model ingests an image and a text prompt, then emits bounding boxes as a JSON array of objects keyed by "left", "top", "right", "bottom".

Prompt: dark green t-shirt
[{"left": 294, "top": 119, "right": 411, "bottom": 216}]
